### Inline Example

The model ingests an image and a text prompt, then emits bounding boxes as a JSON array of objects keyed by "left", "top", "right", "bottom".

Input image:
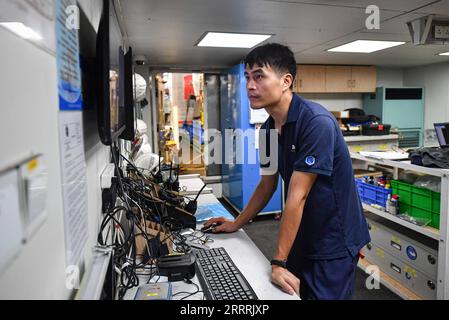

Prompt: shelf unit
[
  {"left": 351, "top": 152, "right": 449, "bottom": 299},
  {"left": 344, "top": 134, "right": 399, "bottom": 143},
  {"left": 362, "top": 204, "right": 439, "bottom": 240}
]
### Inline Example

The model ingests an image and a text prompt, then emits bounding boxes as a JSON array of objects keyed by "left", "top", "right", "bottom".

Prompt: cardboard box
[
  {"left": 331, "top": 111, "right": 350, "bottom": 119},
  {"left": 135, "top": 220, "right": 174, "bottom": 263}
]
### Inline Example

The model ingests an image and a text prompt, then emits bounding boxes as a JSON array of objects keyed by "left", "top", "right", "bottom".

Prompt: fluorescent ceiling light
[
  {"left": 328, "top": 40, "right": 405, "bottom": 53},
  {"left": 439, "top": 52, "right": 449, "bottom": 56},
  {"left": 0, "top": 22, "right": 42, "bottom": 40},
  {"left": 197, "top": 32, "right": 272, "bottom": 48}
]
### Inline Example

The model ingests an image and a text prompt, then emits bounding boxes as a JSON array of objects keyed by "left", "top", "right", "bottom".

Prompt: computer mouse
[
  {"left": 180, "top": 228, "right": 195, "bottom": 236},
  {"left": 201, "top": 223, "right": 218, "bottom": 233}
]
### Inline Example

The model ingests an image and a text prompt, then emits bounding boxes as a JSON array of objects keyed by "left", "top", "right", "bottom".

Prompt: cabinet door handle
[
  {"left": 299, "top": 79, "right": 302, "bottom": 88},
  {"left": 347, "top": 80, "right": 352, "bottom": 88},
  {"left": 352, "top": 80, "right": 356, "bottom": 88}
]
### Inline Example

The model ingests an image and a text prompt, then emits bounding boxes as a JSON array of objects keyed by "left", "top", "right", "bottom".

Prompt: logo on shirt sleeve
[{"left": 305, "top": 156, "right": 316, "bottom": 166}]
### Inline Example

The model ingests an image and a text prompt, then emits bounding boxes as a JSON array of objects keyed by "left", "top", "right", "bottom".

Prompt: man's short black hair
[{"left": 244, "top": 43, "right": 297, "bottom": 87}]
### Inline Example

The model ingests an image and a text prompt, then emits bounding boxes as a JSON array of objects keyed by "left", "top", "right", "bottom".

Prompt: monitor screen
[
  {"left": 96, "top": 0, "right": 126, "bottom": 145},
  {"left": 434, "top": 123, "right": 449, "bottom": 148},
  {"left": 109, "top": 1, "right": 125, "bottom": 137},
  {"left": 119, "top": 46, "right": 136, "bottom": 141},
  {"left": 78, "top": 5, "right": 96, "bottom": 111}
]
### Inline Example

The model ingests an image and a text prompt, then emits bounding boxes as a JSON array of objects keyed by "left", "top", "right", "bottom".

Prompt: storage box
[
  {"left": 331, "top": 111, "right": 350, "bottom": 119},
  {"left": 331, "top": 111, "right": 350, "bottom": 127},
  {"left": 355, "top": 179, "right": 392, "bottom": 208},
  {"left": 391, "top": 180, "right": 441, "bottom": 229},
  {"left": 361, "top": 123, "right": 391, "bottom": 136}
]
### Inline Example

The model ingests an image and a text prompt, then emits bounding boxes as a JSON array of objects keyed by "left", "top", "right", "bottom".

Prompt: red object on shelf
[{"left": 184, "top": 75, "right": 195, "bottom": 100}]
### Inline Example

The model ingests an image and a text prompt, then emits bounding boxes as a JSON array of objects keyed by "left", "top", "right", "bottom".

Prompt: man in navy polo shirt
[{"left": 203, "top": 43, "right": 371, "bottom": 300}]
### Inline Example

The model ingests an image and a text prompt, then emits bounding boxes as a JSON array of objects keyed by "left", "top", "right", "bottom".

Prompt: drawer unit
[
  {"left": 366, "top": 215, "right": 438, "bottom": 279},
  {"left": 363, "top": 241, "right": 437, "bottom": 300}
]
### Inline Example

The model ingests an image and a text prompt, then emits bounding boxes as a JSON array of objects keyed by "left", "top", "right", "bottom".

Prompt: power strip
[{"left": 100, "top": 163, "right": 116, "bottom": 189}]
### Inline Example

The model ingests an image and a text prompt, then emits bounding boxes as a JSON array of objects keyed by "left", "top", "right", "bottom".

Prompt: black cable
[
  {"left": 101, "top": 147, "right": 206, "bottom": 300},
  {"left": 111, "top": 144, "right": 131, "bottom": 210},
  {"left": 117, "top": 239, "right": 139, "bottom": 299},
  {"left": 120, "top": 152, "right": 149, "bottom": 181},
  {"left": 120, "top": 154, "right": 188, "bottom": 222},
  {"left": 97, "top": 204, "right": 147, "bottom": 299},
  {"left": 97, "top": 169, "right": 146, "bottom": 299},
  {"left": 97, "top": 206, "right": 127, "bottom": 246},
  {"left": 193, "top": 183, "right": 207, "bottom": 202},
  {"left": 118, "top": 218, "right": 140, "bottom": 300},
  {"left": 118, "top": 168, "right": 166, "bottom": 222},
  {"left": 172, "top": 279, "right": 203, "bottom": 300}
]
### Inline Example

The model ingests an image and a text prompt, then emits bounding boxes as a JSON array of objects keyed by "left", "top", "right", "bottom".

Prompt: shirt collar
[
  {"left": 286, "top": 93, "right": 301, "bottom": 124},
  {"left": 266, "top": 93, "right": 301, "bottom": 128}
]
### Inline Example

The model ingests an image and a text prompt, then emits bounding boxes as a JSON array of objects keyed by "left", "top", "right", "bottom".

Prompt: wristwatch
[{"left": 270, "top": 259, "right": 287, "bottom": 269}]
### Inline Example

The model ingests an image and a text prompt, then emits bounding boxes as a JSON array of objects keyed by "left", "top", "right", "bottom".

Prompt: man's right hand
[
  {"left": 271, "top": 265, "right": 300, "bottom": 296},
  {"left": 202, "top": 217, "right": 239, "bottom": 233}
]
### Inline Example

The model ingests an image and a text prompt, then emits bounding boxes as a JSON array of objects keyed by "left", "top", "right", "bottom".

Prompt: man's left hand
[{"left": 271, "top": 266, "right": 300, "bottom": 296}]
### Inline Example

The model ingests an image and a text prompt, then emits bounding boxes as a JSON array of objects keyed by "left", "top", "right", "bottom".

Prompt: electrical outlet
[{"left": 100, "top": 163, "right": 116, "bottom": 189}]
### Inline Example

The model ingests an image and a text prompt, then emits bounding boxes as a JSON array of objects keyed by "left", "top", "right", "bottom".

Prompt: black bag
[
  {"left": 342, "top": 108, "right": 380, "bottom": 125},
  {"left": 409, "top": 147, "right": 449, "bottom": 169}
]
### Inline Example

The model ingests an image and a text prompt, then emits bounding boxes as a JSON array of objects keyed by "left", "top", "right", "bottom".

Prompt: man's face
[{"left": 244, "top": 64, "right": 286, "bottom": 109}]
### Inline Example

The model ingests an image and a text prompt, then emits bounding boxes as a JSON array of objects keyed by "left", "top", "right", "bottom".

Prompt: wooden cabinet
[
  {"left": 324, "top": 66, "right": 352, "bottom": 93},
  {"left": 351, "top": 66, "right": 377, "bottom": 92},
  {"left": 294, "top": 65, "right": 376, "bottom": 93},
  {"left": 295, "top": 65, "right": 326, "bottom": 92}
]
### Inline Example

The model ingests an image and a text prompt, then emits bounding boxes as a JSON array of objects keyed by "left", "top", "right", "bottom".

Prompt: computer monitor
[
  {"left": 119, "top": 46, "right": 136, "bottom": 141},
  {"left": 78, "top": 3, "right": 97, "bottom": 111},
  {"left": 96, "top": 0, "right": 126, "bottom": 145},
  {"left": 434, "top": 123, "right": 449, "bottom": 148}
]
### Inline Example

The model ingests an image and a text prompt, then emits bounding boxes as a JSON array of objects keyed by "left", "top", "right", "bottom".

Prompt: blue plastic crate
[
  {"left": 182, "top": 122, "right": 194, "bottom": 142},
  {"left": 355, "top": 179, "right": 392, "bottom": 208}
]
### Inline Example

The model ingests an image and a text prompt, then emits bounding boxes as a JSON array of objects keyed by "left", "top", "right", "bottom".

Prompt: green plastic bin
[{"left": 391, "top": 180, "right": 441, "bottom": 229}]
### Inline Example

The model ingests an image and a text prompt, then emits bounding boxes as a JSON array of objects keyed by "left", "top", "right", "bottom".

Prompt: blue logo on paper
[
  {"left": 305, "top": 156, "right": 316, "bottom": 166},
  {"left": 406, "top": 246, "right": 417, "bottom": 260}
]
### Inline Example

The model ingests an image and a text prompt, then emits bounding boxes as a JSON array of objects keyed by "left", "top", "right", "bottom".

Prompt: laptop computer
[{"left": 434, "top": 123, "right": 449, "bottom": 149}]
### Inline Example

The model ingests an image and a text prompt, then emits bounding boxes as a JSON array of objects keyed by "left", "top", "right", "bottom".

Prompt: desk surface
[
  {"left": 126, "top": 176, "right": 298, "bottom": 300},
  {"left": 351, "top": 151, "right": 449, "bottom": 177},
  {"left": 344, "top": 134, "right": 399, "bottom": 142},
  {"left": 198, "top": 227, "right": 298, "bottom": 300}
]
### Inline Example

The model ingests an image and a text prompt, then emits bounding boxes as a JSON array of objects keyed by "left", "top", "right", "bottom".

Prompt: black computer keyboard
[{"left": 194, "top": 247, "right": 258, "bottom": 300}]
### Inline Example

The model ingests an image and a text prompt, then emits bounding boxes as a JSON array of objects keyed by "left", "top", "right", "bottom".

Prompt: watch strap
[{"left": 270, "top": 259, "right": 287, "bottom": 268}]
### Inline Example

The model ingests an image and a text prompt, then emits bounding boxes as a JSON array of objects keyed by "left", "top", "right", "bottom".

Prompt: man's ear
[{"left": 282, "top": 73, "right": 294, "bottom": 92}]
